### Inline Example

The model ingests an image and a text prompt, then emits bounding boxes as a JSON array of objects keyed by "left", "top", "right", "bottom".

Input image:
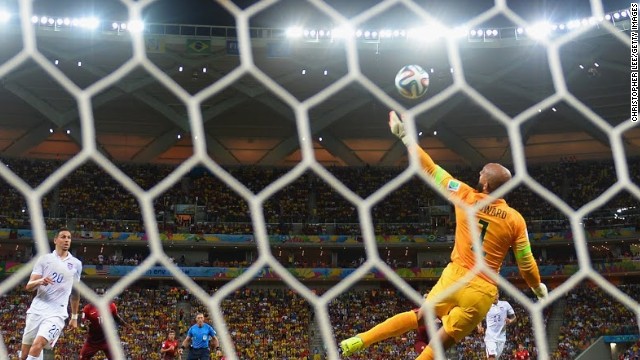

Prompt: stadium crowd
[
  {"left": 552, "top": 284, "right": 640, "bottom": 360},
  {"left": 0, "top": 158, "right": 638, "bottom": 235},
  {"left": 0, "top": 284, "right": 637, "bottom": 359}
]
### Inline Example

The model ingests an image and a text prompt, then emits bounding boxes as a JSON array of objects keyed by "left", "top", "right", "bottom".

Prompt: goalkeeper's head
[{"left": 477, "top": 163, "right": 512, "bottom": 194}]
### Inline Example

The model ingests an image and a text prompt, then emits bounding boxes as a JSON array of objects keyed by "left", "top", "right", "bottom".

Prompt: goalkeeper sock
[{"left": 357, "top": 310, "right": 418, "bottom": 347}]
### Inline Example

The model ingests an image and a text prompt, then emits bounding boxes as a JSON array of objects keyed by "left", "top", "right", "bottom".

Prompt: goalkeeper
[{"left": 340, "top": 111, "right": 547, "bottom": 360}]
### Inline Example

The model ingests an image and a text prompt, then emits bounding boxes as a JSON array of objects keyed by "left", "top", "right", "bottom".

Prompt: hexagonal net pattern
[{"left": 0, "top": 0, "right": 637, "bottom": 360}]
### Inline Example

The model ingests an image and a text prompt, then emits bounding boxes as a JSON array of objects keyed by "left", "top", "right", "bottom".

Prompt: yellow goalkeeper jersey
[{"left": 414, "top": 145, "right": 541, "bottom": 287}]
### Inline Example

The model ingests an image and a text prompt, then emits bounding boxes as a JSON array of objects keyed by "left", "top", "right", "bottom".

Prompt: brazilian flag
[{"left": 186, "top": 39, "right": 211, "bottom": 53}]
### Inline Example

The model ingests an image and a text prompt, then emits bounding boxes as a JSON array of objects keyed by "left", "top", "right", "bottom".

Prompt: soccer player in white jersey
[
  {"left": 20, "top": 228, "right": 82, "bottom": 360},
  {"left": 476, "top": 292, "right": 516, "bottom": 359}
]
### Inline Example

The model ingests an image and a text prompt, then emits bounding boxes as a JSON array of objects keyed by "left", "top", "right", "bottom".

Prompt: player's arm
[
  {"left": 69, "top": 262, "right": 82, "bottom": 328},
  {"left": 25, "top": 273, "right": 53, "bottom": 291},
  {"left": 388, "top": 111, "right": 461, "bottom": 192},
  {"left": 181, "top": 333, "right": 192, "bottom": 351},
  {"left": 211, "top": 334, "right": 221, "bottom": 356},
  {"left": 160, "top": 341, "right": 170, "bottom": 354},
  {"left": 512, "top": 217, "right": 547, "bottom": 300},
  {"left": 69, "top": 288, "right": 80, "bottom": 328},
  {"left": 476, "top": 320, "right": 484, "bottom": 334},
  {"left": 505, "top": 303, "right": 516, "bottom": 325},
  {"left": 110, "top": 303, "right": 129, "bottom": 328}
]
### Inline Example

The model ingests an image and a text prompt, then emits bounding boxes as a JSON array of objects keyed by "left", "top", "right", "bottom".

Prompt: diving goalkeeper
[{"left": 340, "top": 111, "right": 547, "bottom": 360}]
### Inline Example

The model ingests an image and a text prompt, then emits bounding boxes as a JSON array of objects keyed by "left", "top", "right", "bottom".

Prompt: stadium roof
[{"left": 0, "top": 1, "right": 635, "bottom": 168}]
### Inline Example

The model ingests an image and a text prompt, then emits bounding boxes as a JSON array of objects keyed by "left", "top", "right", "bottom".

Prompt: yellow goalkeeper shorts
[{"left": 425, "top": 262, "right": 498, "bottom": 342}]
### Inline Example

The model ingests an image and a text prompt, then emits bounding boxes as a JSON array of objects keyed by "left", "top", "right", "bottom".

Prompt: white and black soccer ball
[{"left": 394, "top": 64, "right": 430, "bottom": 99}]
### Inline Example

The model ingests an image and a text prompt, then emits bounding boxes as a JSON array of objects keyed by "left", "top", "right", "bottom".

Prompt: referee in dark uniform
[{"left": 179, "top": 313, "right": 220, "bottom": 360}]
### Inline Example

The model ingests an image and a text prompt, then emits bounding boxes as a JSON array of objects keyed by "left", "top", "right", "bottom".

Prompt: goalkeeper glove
[
  {"left": 388, "top": 111, "right": 413, "bottom": 145},
  {"left": 531, "top": 283, "right": 548, "bottom": 300}
]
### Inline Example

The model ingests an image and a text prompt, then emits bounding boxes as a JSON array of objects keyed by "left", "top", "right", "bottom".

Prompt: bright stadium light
[
  {"left": 31, "top": 15, "right": 38, "bottom": 23},
  {"left": 286, "top": 27, "right": 303, "bottom": 38},
  {"left": 332, "top": 26, "right": 353, "bottom": 39},
  {"left": 128, "top": 20, "right": 144, "bottom": 33},
  {"left": 40, "top": 16, "right": 47, "bottom": 25},
  {"left": 63, "top": 18, "right": 70, "bottom": 26},
  {"left": 112, "top": 22, "right": 118, "bottom": 30},
  {"left": 78, "top": 17, "right": 100, "bottom": 29},
  {"left": 526, "top": 21, "right": 553, "bottom": 39}
]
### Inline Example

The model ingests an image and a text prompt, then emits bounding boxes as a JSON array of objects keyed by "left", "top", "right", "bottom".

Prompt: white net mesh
[{"left": 0, "top": 0, "right": 637, "bottom": 359}]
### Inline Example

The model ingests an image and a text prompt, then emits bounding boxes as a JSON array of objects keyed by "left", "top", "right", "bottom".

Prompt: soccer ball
[{"left": 394, "top": 64, "right": 430, "bottom": 99}]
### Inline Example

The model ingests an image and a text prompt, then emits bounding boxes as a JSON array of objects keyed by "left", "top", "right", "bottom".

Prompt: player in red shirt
[
  {"left": 515, "top": 343, "right": 530, "bottom": 360},
  {"left": 160, "top": 330, "right": 180, "bottom": 359},
  {"left": 79, "top": 290, "right": 128, "bottom": 360}
]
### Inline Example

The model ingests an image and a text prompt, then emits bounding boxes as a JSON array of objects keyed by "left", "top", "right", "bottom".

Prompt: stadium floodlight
[
  {"left": 49, "top": 129, "right": 53, "bottom": 133},
  {"left": 613, "top": 12, "right": 620, "bottom": 19},
  {"left": 40, "top": 16, "right": 47, "bottom": 25},
  {"left": 285, "top": 27, "right": 303, "bottom": 38},
  {"left": 112, "top": 22, "right": 119, "bottom": 30},
  {"left": 452, "top": 26, "right": 468, "bottom": 38},
  {"left": 128, "top": 21, "right": 144, "bottom": 33},
  {"left": 567, "top": 20, "right": 580, "bottom": 29},
  {"left": 178, "top": 66, "right": 183, "bottom": 72},
  {"left": 63, "top": 18, "right": 70, "bottom": 26},
  {"left": 621, "top": 10, "right": 628, "bottom": 17},
  {"left": 202, "top": 67, "right": 207, "bottom": 73},
  {"left": 31, "top": 15, "right": 38, "bottom": 23},
  {"left": 0, "top": 10, "right": 11, "bottom": 23},
  {"left": 54, "top": 59, "right": 59, "bottom": 65},
  {"left": 77, "top": 61, "right": 82, "bottom": 67},
  {"left": 47, "top": 18, "right": 54, "bottom": 25},
  {"left": 527, "top": 21, "right": 553, "bottom": 39},
  {"left": 355, "top": 29, "right": 363, "bottom": 38},
  {"left": 56, "top": 18, "right": 63, "bottom": 26},
  {"left": 605, "top": 14, "right": 612, "bottom": 20},
  {"left": 78, "top": 16, "right": 100, "bottom": 29}
]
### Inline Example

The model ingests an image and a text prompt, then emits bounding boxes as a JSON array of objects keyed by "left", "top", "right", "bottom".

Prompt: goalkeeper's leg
[{"left": 340, "top": 310, "right": 419, "bottom": 356}]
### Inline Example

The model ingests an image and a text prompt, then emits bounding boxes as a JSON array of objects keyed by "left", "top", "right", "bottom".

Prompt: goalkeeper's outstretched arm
[{"left": 388, "top": 111, "right": 455, "bottom": 188}]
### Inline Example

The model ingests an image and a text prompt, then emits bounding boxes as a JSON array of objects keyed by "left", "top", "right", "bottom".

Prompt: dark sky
[{"left": 28, "top": 0, "right": 633, "bottom": 28}]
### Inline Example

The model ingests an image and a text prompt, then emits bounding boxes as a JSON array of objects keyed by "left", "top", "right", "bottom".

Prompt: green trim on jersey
[
  {"left": 515, "top": 244, "right": 532, "bottom": 260},
  {"left": 434, "top": 166, "right": 447, "bottom": 185}
]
